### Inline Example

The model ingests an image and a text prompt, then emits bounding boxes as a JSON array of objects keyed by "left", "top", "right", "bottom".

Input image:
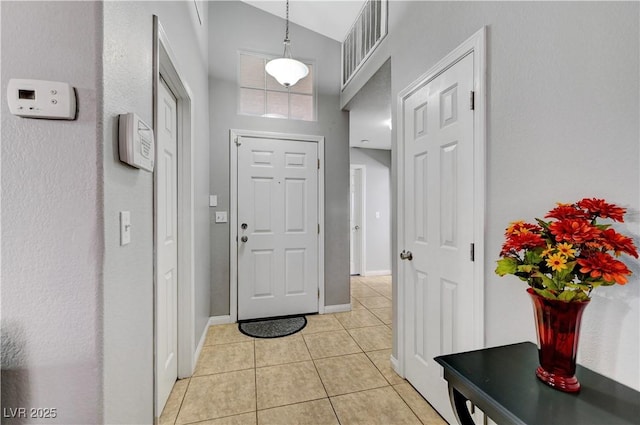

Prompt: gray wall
[
  {"left": 384, "top": 1, "right": 639, "bottom": 389},
  {"left": 1, "top": 2, "right": 103, "bottom": 423},
  {"left": 208, "top": 1, "right": 350, "bottom": 315},
  {"left": 350, "top": 148, "right": 392, "bottom": 274},
  {"left": 102, "top": 1, "right": 211, "bottom": 422}
]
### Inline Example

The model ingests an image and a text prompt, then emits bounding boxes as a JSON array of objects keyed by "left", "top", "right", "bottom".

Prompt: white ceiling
[{"left": 241, "top": 0, "right": 367, "bottom": 42}]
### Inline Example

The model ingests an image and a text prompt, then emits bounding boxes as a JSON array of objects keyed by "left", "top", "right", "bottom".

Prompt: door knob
[
  {"left": 354, "top": 225, "right": 360, "bottom": 230},
  {"left": 241, "top": 236, "right": 248, "bottom": 243},
  {"left": 400, "top": 250, "right": 413, "bottom": 261}
]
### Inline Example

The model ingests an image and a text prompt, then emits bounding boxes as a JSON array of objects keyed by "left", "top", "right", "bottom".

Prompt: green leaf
[
  {"left": 495, "top": 258, "right": 518, "bottom": 276},
  {"left": 556, "top": 262, "right": 577, "bottom": 283},
  {"left": 532, "top": 272, "right": 558, "bottom": 291},
  {"left": 558, "top": 290, "right": 577, "bottom": 302},
  {"left": 534, "top": 288, "right": 557, "bottom": 299},
  {"left": 525, "top": 249, "right": 543, "bottom": 265},
  {"left": 517, "top": 265, "right": 534, "bottom": 273},
  {"left": 567, "top": 282, "right": 591, "bottom": 292},
  {"left": 535, "top": 218, "right": 550, "bottom": 229}
]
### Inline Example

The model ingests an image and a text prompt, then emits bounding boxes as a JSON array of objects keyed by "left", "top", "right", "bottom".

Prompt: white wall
[
  {"left": 351, "top": 148, "right": 392, "bottom": 274},
  {"left": 1, "top": 2, "right": 103, "bottom": 423},
  {"left": 385, "top": 1, "right": 639, "bottom": 389},
  {"left": 208, "top": 1, "right": 350, "bottom": 315},
  {"left": 102, "top": 1, "right": 211, "bottom": 422}
]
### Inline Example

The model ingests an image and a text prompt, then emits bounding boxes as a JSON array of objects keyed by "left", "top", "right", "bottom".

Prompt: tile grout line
[{"left": 304, "top": 332, "right": 343, "bottom": 425}]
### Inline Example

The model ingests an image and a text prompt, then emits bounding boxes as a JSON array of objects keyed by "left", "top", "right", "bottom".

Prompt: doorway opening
[
  {"left": 345, "top": 59, "right": 393, "bottom": 279},
  {"left": 153, "top": 16, "right": 196, "bottom": 418}
]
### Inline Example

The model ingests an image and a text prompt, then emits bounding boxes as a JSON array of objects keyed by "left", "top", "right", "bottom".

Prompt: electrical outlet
[{"left": 215, "top": 211, "right": 227, "bottom": 223}]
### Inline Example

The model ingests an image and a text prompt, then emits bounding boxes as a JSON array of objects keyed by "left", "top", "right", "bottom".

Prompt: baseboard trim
[
  {"left": 390, "top": 354, "right": 402, "bottom": 377},
  {"left": 323, "top": 303, "right": 351, "bottom": 314},
  {"left": 364, "top": 270, "right": 392, "bottom": 276},
  {"left": 192, "top": 322, "right": 208, "bottom": 374},
  {"left": 209, "top": 315, "right": 234, "bottom": 326}
]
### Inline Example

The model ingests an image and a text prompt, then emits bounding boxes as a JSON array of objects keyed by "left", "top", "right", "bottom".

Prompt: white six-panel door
[
  {"left": 237, "top": 137, "right": 319, "bottom": 320},
  {"left": 156, "top": 79, "right": 178, "bottom": 414},
  {"left": 401, "top": 52, "right": 476, "bottom": 424}
]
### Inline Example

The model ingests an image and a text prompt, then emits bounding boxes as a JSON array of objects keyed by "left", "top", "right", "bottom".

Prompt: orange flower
[
  {"left": 577, "top": 252, "right": 632, "bottom": 285},
  {"left": 549, "top": 219, "right": 601, "bottom": 244},
  {"left": 545, "top": 204, "right": 590, "bottom": 221},
  {"left": 600, "top": 228, "right": 639, "bottom": 258},
  {"left": 500, "top": 232, "right": 546, "bottom": 255},
  {"left": 577, "top": 198, "right": 626, "bottom": 222},
  {"left": 506, "top": 221, "right": 541, "bottom": 236}
]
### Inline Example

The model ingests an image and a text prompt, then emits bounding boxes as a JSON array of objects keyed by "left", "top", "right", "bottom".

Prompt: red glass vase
[{"left": 527, "top": 288, "right": 590, "bottom": 393}]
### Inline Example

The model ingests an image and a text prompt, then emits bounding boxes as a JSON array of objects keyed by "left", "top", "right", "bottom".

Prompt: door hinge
[
  {"left": 235, "top": 136, "right": 241, "bottom": 146},
  {"left": 470, "top": 243, "right": 475, "bottom": 262},
  {"left": 317, "top": 159, "right": 320, "bottom": 169},
  {"left": 318, "top": 224, "right": 320, "bottom": 234},
  {"left": 470, "top": 91, "right": 475, "bottom": 111},
  {"left": 318, "top": 289, "right": 320, "bottom": 299}
]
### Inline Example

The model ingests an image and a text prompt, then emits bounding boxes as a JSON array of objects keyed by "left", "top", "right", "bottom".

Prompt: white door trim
[
  {"left": 395, "top": 27, "right": 486, "bottom": 377},
  {"left": 229, "top": 129, "right": 325, "bottom": 322},
  {"left": 350, "top": 164, "right": 366, "bottom": 276},
  {"left": 153, "top": 17, "right": 196, "bottom": 416}
]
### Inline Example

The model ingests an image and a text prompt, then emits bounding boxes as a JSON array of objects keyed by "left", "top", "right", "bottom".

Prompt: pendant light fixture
[{"left": 265, "top": 0, "right": 309, "bottom": 88}]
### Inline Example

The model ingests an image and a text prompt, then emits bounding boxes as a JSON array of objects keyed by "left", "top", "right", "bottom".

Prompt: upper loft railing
[{"left": 341, "top": 0, "right": 388, "bottom": 89}]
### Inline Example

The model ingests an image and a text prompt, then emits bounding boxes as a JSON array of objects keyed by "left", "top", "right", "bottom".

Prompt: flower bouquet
[{"left": 495, "top": 198, "right": 638, "bottom": 392}]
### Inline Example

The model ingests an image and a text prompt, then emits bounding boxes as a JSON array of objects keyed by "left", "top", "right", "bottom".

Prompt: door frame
[
  {"left": 350, "top": 164, "right": 366, "bottom": 276},
  {"left": 153, "top": 16, "right": 196, "bottom": 416},
  {"left": 229, "top": 129, "right": 325, "bottom": 322},
  {"left": 395, "top": 27, "right": 487, "bottom": 376}
]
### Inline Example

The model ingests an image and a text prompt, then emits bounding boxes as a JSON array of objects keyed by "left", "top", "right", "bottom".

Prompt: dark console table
[{"left": 435, "top": 342, "right": 640, "bottom": 425}]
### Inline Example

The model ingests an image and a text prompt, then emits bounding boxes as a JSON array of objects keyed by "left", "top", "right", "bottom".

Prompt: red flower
[
  {"left": 500, "top": 232, "right": 546, "bottom": 255},
  {"left": 545, "top": 204, "right": 590, "bottom": 221},
  {"left": 577, "top": 252, "right": 633, "bottom": 285},
  {"left": 600, "top": 228, "right": 639, "bottom": 258},
  {"left": 577, "top": 198, "right": 626, "bottom": 222},
  {"left": 549, "top": 219, "right": 601, "bottom": 244}
]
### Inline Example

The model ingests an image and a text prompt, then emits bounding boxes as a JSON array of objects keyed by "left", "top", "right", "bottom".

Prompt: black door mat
[{"left": 238, "top": 315, "right": 307, "bottom": 338}]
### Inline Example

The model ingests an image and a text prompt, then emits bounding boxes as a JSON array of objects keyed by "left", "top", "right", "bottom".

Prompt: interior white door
[
  {"left": 401, "top": 53, "right": 475, "bottom": 424},
  {"left": 156, "top": 79, "right": 178, "bottom": 414},
  {"left": 350, "top": 167, "right": 363, "bottom": 275},
  {"left": 237, "top": 136, "right": 319, "bottom": 320}
]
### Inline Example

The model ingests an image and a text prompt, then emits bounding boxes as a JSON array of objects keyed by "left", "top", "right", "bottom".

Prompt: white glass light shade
[{"left": 265, "top": 57, "right": 309, "bottom": 88}]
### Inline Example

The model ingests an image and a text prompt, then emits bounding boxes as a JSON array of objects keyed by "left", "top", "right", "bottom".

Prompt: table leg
[{"left": 448, "top": 384, "right": 476, "bottom": 425}]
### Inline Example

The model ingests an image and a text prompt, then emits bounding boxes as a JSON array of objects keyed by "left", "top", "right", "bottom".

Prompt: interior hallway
[{"left": 159, "top": 275, "right": 446, "bottom": 425}]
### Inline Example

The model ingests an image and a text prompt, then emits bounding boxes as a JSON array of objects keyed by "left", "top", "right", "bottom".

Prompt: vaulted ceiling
[{"left": 241, "top": 0, "right": 367, "bottom": 42}]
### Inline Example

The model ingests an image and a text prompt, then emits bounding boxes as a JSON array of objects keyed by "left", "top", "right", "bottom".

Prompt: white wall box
[
  {"left": 118, "top": 113, "right": 155, "bottom": 172},
  {"left": 7, "top": 78, "right": 77, "bottom": 120}
]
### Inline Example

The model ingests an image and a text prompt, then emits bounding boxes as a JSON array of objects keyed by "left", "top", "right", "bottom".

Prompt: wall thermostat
[
  {"left": 7, "top": 79, "right": 77, "bottom": 120},
  {"left": 118, "top": 113, "right": 155, "bottom": 172}
]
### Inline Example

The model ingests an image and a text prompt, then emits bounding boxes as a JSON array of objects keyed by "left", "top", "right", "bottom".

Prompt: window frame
[{"left": 237, "top": 50, "right": 317, "bottom": 122}]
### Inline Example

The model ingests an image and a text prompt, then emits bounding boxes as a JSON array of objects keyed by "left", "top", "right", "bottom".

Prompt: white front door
[
  {"left": 350, "top": 167, "right": 363, "bottom": 275},
  {"left": 237, "top": 136, "right": 319, "bottom": 320},
  {"left": 401, "top": 52, "right": 476, "bottom": 423},
  {"left": 156, "top": 79, "right": 178, "bottom": 414}
]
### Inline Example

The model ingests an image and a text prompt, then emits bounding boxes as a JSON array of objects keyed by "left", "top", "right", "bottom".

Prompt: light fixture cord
[{"left": 285, "top": 0, "right": 290, "bottom": 43}]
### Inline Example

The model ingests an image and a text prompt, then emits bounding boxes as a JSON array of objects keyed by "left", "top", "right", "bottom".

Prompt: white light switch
[
  {"left": 209, "top": 195, "right": 218, "bottom": 207},
  {"left": 120, "top": 211, "right": 131, "bottom": 245},
  {"left": 215, "top": 211, "right": 227, "bottom": 223},
  {"left": 375, "top": 211, "right": 381, "bottom": 219}
]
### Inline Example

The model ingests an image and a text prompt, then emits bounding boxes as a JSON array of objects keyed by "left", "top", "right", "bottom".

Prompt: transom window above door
[{"left": 238, "top": 51, "right": 315, "bottom": 121}]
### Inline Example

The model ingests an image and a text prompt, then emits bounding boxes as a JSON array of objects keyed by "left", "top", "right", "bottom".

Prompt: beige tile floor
[{"left": 159, "top": 275, "right": 447, "bottom": 425}]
